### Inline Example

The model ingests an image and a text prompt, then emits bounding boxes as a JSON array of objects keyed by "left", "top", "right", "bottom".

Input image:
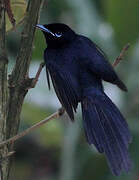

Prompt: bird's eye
[{"left": 55, "top": 32, "right": 62, "bottom": 38}]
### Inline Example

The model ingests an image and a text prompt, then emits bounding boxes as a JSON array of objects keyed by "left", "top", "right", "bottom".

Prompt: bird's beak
[{"left": 36, "top": 24, "right": 55, "bottom": 37}]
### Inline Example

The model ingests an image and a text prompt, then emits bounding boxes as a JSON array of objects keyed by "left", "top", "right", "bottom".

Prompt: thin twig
[
  {"left": 0, "top": 108, "right": 65, "bottom": 147},
  {"left": 112, "top": 43, "right": 130, "bottom": 67},
  {"left": 14, "top": 62, "right": 45, "bottom": 90},
  {"left": 4, "top": 0, "right": 16, "bottom": 28},
  {"left": 30, "top": 62, "right": 45, "bottom": 89},
  {"left": 0, "top": 151, "right": 15, "bottom": 162},
  {"left": 3, "top": 62, "right": 45, "bottom": 144}
]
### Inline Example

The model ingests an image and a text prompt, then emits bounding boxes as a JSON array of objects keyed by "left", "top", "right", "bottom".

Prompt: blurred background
[{"left": 7, "top": 0, "right": 139, "bottom": 179}]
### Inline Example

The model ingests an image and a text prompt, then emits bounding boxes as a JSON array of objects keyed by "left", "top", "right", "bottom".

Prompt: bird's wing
[
  {"left": 78, "top": 36, "right": 127, "bottom": 91},
  {"left": 46, "top": 67, "right": 51, "bottom": 90},
  {"left": 46, "top": 62, "right": 79, "bottom": 121}
]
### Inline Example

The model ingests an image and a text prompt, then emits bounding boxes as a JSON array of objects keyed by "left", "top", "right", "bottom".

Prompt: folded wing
[
  {"left": 79, "top": 36, "right": 127, "bottom": 91},
  {"left": 46, "top": 62, "right": 79, "bottom": 121}
]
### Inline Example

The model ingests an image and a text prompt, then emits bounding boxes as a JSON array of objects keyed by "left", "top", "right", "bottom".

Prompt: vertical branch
[
  {"left": 0, "top": 0, "right": 44, "bottom": 179},
  {"left": 7, "top": 0, "right": 44, "bottom": 139},
  {"left": 5, "top": 5, "right": 45, "bottom": 179},
  {"left": 0, "top": 0, "right": 9, "bottom": 179}
]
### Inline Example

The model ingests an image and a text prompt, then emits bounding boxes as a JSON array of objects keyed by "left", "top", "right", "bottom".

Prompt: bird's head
[{"left": 36, "top": 23, "right": 76, "bottom": 48}]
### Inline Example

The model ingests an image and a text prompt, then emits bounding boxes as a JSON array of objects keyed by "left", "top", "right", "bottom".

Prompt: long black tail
[{"left": 81, "top": 89, "right": 132, "bottom": 176}]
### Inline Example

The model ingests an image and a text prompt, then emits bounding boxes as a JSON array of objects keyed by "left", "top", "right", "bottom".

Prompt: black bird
[{"left": 36, "top": 23, "right": 132, "bottom": 175}]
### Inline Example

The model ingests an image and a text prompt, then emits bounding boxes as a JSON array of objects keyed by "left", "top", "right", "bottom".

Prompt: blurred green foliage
[
  {"left": 7, "top": 0, "right": 139, "bottom": 180},
  {"left": 21, "top": 103, "right": 63, "bottom": 147},
  {"left": 32, "top": 31, "right": 46, "bottom": 60},
  {"left": 104, "top": 0, "right": 139, "bottom": 48}
]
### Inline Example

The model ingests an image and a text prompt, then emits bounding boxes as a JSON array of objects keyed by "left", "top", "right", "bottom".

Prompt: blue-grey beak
[{"left": 36, "top": 24, "right": 55, "bottom": 37}]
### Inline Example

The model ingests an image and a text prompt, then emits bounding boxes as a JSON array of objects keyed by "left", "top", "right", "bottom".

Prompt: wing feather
[
  {"left": 47, "top": 63, "right": 79, "bottom": 121},
  {"left": 79, "top": 36, "right": 127, "bottom": 91}
]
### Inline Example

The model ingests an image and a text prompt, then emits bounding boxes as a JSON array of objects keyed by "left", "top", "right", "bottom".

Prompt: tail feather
[
  {"left": 82, "top": 106, "right": 104, "bottom": 153},
  {"left": 115, "top": 79, "right": 128, "bottom": 92},
  {"left": 94, "top": 104, "right": 124, "bottom": 175},
  {"left": 97, "top": 105, "right": 131, "bottom": 173},
  {"left": 102, "top": 96, "right": 132, "bottom": 147},
  {"left": 81, "top": 90, "right": 132, "bottom": 176}
]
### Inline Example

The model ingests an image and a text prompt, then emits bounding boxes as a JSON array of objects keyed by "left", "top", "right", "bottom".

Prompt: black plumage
[{"left": 36, "top": 23, "right": 132, "bottom": 175}]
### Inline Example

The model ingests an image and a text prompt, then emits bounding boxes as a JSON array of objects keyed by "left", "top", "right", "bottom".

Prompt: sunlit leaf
[{"left": 6, "top": 0, "right": 27, "bottom": 32}]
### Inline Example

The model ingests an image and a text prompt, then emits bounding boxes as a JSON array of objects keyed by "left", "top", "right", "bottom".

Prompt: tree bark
[{"left": 0, "top": 0, "right": 9, "bottom": 179}]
